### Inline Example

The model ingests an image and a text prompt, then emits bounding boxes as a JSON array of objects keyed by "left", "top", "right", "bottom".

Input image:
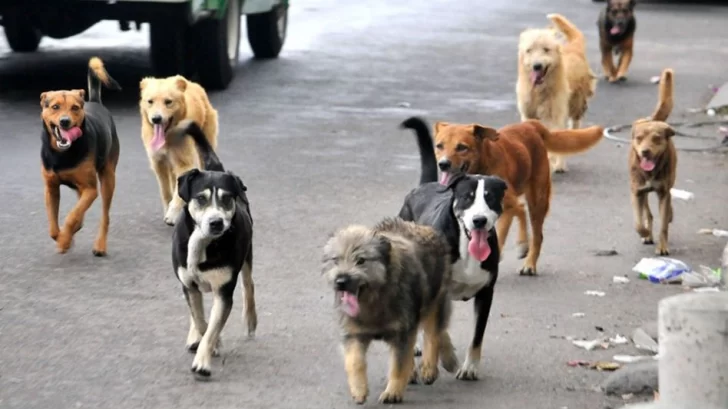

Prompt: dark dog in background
[
  {"left": 597, "top": 0, "right": 636, "bottom": 82},
  {"left": 321, "top": 218, "right": 458, "bottom": 404},
  {"left": 40, "top": 57, "right": 121, "bottom": 256},
  {"left": 169, "top": 120, "right": 257, "bottom": 379},
  {"left": 398, "top": 117, "right": 507, "bottom": 381}
]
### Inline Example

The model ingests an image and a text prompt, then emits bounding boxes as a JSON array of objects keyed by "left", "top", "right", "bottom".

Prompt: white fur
[
  {"left": 455, "top": 355, "right": 480, "bottom": 380},
  {"left": 188, "top": 188, "right": 235, "bottom": 238},
  {"left": 177, "top": 227, "right": 233, "bottom": 293},
  {"left": 450, "top": 180, "right": 497, "bottom": 301}
]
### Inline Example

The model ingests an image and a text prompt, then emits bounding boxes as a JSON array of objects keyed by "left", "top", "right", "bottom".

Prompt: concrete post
[{"left": 621, "top": 292, "right": 728, "bottom": 409}]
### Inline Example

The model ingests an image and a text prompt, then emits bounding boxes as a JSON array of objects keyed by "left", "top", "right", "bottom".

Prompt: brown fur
[
  {"left": 322, "top": 218, "right": 457, "bottom": 404},
  {"left": 139, "top": 75, "right": 219, "bottom": 225},
  {"left": 598, "top": 0, "right": 637, "bottom": 82},
  {"left": 433, "top": 120, "right": 604, "bottom": 275},
  {"left": 39, "top": 58, "right": 119, "bottom": 256},
  {"left": 629, "top": 68, "right": 676, "bottom": 255},
  {"left": 517, "top": 14, "right": 598, "bottom": 173}
]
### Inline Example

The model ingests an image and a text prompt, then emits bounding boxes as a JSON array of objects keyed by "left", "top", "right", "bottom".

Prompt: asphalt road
[{"left": 1, "top": 1, "right": 727, "bottom": 408}]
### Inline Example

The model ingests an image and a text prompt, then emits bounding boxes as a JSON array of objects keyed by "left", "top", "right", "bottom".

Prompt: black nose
[
  {"left": 472, "top": 216, "right": 488, "bottom": 229},
  {"left": 640, "top": 149, "right": 650, "bottom": 157},
  {"left": 151, "top": 115, "right": 163, "bottom": 125},
  {"left": 59, "top": 116, "right": 71, "bottom": 128},
  {"left": 438, "top": 159, "right": 451, "bottom": 172},
  {"left": 208, "top": 218, "right": 224, "bottom": 234},
  {"left": 532, "top": 63, "right": 544, "bottom": 71},
  {"left": 335, "top": 275, "right": 350, "bottom": 291}
]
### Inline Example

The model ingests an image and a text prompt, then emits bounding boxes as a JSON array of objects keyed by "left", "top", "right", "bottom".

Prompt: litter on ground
[{"left": 584, "top": 290, "right": 606, "bottom": 297}]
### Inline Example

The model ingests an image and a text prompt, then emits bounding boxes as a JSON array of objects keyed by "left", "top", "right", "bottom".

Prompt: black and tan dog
[
  {"left": 40, "top": 57, "right": 121, "bottom": 256},
  {"left": 597, "top": 0, "right": 637, "bottom": 82},
  {"left": 322, "top": 217, "right": 458, "bottom": 404},
  {"left": 630, "top": 68, "right": 675, "bottom": 255}
]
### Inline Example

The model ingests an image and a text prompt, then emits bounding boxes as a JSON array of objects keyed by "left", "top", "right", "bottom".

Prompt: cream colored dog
[
  {"left": 516, "top": 13, "right": 598, "bottom": 173},
  {"left": 139, "top": 75, "right": 219, "bottom": 225}
]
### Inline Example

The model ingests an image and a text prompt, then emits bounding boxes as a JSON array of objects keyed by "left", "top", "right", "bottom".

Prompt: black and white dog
[
  {"left": 169, "top": 120, "right": 257, "bottom": 379},
  {"left": 397, "top": 116, "right": 507, "bottom": 381}
]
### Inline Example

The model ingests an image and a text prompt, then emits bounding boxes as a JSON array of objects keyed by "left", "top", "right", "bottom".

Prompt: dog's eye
[
  {"left": 71, "top": 105, "right": 80, "bottom": 111},
  {"left": 195, "top": 195, "right": 208, "bottom": 205},
  {"left": 220, "top": 195, "right": 234, "bottom": 207},
  {"left": 543, "top": 47, "right": 550, "bottom": 53},
  {"left": 455, "top": 144, "right": 468, "bottom": 152},
  {"left": 525, "top": 48, "right": 532, "bottom": 54},
  {"left": 51, "top": 104, "right": 60, "bottom": 110},
  {"left": 164, "top": 99, "right": 173, "bottom": 106},
  {"left": 147, "top": 99, "right": 153, "bottom": 105},
  {"left": 435, "top": 143, "right": 444, "bottom": 150},
  {"left": 355, "top": 257, "right": 365, "bottom": 266}
]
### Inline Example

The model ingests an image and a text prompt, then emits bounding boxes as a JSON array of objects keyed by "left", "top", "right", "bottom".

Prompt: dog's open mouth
[
  {"left": 52, "top": 124, "right": 83, "bottom": 150},
  {"left": 639, "top": 156, "right": 656, "bottom": 172},
  {"left": 610, "top": 26, "right": 621, "bottom": 35},
  {"left": 151, "top": 121, "right": 172, "bottom": 152},
  {"left": 439, "top": 163, "right": 470, "bottom": 185},
  {"left": 337, "top": 290, "right": 360, "bottom": 317},
  {"left": 530, "top": 66, "right": 549, "bottom": 86},
  {"left": 464, "top": 227, "right": 492, "bottom": 262}
]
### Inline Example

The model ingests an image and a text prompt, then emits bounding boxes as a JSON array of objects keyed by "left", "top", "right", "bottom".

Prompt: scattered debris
[
  {"left": 601, "top": 360, "right": 659, "bottom": 396},
  {"left": 632, "top": 328, "right": 659, "bottom": 355},
  {"left": 633, "top": 257, "right": 690, "bottom": 284},
  {"left": 613, "top": 276, "right": 630, "bottom": 284},
  {"left": 592, "top": 361, "right": 621, "bottom": 371},
  {"left": 572, "top": 338, "right": 610, "bottom": 351},
  {"left": 681, "top": 265, "right": 722, "bottom": 288},
  {"left": 397, "top": 102, "right": 411, "bottom": 108},
  {"left": 693, "top": 287, "right": 720, "bottom": 293},
  {"left": 584, "top": 290, "right": 606, "bottom": 297},
  {"left": 707, "top": 108, "right": 717, "bottom": 117},
  {"left": 572, "top": 312, "right": 585, "bottom": 318},
  {"left": 650, "top": 75, "right": 660, "bottom": 84},
  {"left": 609, "top": 334, "right": 629, "bottom": 345},
  {"left": 594, "top": 249, "right": 619, "bottom": 257},
  {"left": 613, "top": 354, "right": 658, "bottom": 364},
  {"left": 595, "top": 326, "right": 605, "bottom": 332},
  {"left": 670, "top": 188, "right": 694, "bottom": 201},
  {"left": 622, "top": 393, "right": 635, "bottom": 400},
  {"left": 567, "top": 360, "right": 590, "bottom": 367},
  {"left": 698, "top": 228, "right": 728, "bottom": 238}
]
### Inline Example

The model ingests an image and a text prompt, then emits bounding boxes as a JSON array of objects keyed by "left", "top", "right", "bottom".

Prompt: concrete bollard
[{"left": 621, "top": 292, "right": 728, "bottom": 409}]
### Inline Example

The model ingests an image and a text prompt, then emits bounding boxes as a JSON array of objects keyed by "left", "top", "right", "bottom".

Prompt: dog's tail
[
  {"left": 87, "top": 57, "right": 121, "bottom": 103},
  {"left": 169, "top": 119, "right": 225, "bottom": 172},
  {"left": 538, "top": 122, "right": 605, "bottom": 155},
  {"left": 400, "top": 116, "right": 439, "bottom": 185},
  {"left": 547, "top": 13, "right": 585, "bottom": 47},
  {"left": 650, "top": 68, "right": 674, "bottom": 122}
]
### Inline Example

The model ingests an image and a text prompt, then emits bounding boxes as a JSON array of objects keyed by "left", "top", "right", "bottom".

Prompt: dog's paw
[
  {"left": 56, "top": 231, "right": 74, "bottom": 254},
  {"left": 617, "top": 75, "right": 628, "bottom": 82},
  {"left": 164, "top": 205, "right": 182, "bottom": 226},
  {"left": 455, "top": 360, "right": 480, "bottom": 381},
  {"left": 655, "top": 245, "right": 669, "bottom": 256},
  {"left": 516, "top": 242, "right": 529, "bottom": 260},
  {"left": 191, "top": 354, "right": 212, "bottom": 379},
  {"left": 49, "top": 227, "right": 60, "bottom": 241},
  {"left": 440, "top": 347, "right": 460, "bottom": 374},
  {"left": 608, "top": 76, "right": 620, "bottom": 83},
  {"left": 641, "top": 236, "right": 654, "bottom": 245},
  {"left": 518, "top": 266, "right": 537, "bottom": 276},
  {"left": 350, "top": 387, "right": 368, "bottom": 405},
  {"left": 408, "top": 368, "right": 419, "bottom": 384},
  {"left": 378, "top": 389, "right": 404, "bottom": 404},
  {"left": 186, "top": 341, "right": 200, "bottom": 353},
  {"left": 419, "top": 363, "right": 439, "bottom": 385},
  {"left": 92, "top": 249, "right": 107, "bottom": 257}
]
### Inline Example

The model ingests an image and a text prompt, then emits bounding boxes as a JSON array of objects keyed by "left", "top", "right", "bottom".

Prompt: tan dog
[
  {"left": 139, "top": 75, "right": 219, "bottom": 225},
  {"left": 629, "top": 68, "right": 675, "bottom": 255},
  {"left": 517, "top": 13, "right": 598, "bottom": 173},
  {"left": 433, "top": 120, "right": 603, "bottom": 275}
]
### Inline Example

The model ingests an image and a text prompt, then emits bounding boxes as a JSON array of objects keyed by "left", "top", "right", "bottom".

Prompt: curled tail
[
  {"left": 651, "top": 68, "right": 674, "bottom": 122},
  {"left": 400, "top": 116, "right": 438, "bottom": 185},
  {"left": 541, "top": 124, "right": 605, "bottom": 155},
  {"left": 547, "top": 13, "right": 586, "bottom": 47},
  {"left": 169, "top": 119, "right": 224, "bottom": 172},
  {"left": 87, "top": 57, "right": 121, "bottom": 103}
]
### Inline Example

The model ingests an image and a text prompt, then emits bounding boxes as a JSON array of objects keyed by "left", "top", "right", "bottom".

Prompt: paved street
[{"left": 1, "top": 0, "right": 727, "bottom": 408}]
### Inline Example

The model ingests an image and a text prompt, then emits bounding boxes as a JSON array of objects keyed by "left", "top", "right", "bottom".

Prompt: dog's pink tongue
[
  {"left": 530, "top": 71, "right": 540, "bottom": 86},
  {"left": 610, "top": 27, "right": 621, "bottom": 35},
  {"left": 340, "top": 292, "right": 360, "bottom": 317},
  {"left": 439, "top": 172, "right": 450, "bottom": 186},
  {"left": 151, "top": 124, "right": 165, "bottom": 151},
  {"left": 640, "top": 157, "right": 656, "bottom": 172},
  {"left": 60, "top": 127, "right": 83, "bottom": 142},
  {"left": 468, "top": 230, "right": 491, "bottom": 262}
]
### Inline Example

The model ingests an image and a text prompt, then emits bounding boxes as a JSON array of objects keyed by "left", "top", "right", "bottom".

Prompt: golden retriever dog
[
  {"left": 139, "top": 75, "right": 219, "bottom": 225},
  {"left": 517, "top": 13, "right": 598, "bottom": 173}
]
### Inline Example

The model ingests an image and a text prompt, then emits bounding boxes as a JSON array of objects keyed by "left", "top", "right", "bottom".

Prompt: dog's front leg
[
  {"left": 379, "top": 333, "right": 417, "bottom": 404},
  {"left": 151, "top": 159, "right": 173, "bottom": 218},
  {"left": 631, "top": 191, "right": 652, "bottom": 244},
  {"left": 342, "top": 337, "right": 370, "bottom": 404},
  {"left": 615, "top": 39, "right": 634, "bottom": 81},
  {"left": 600, "top": 44, "right": 617, "bottom": 81},
  {"left": 191, "top": 288, "right": 233, "bottom": 378},
  {"left": 43, "top": 175, "right": 61, "bottom": 241},
  {"left": 183, "top": 286, "right": 207, "bottom": 352},
  {"left": 655, "top": 190, "right": 671, "bottom": 255},
  {"left": 456, "top": 285, "right": 495, "bottom": 381},
  {"left": 57, "top": 185, "right": 98, "bottom": 253}
]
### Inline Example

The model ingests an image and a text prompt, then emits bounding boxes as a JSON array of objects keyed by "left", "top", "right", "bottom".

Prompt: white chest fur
[
  {"left": 449, "top": 230, "right": 493, "bottom": 301},
  {"left": 177, "top": 231, "right": 232, "bottom": 293}
]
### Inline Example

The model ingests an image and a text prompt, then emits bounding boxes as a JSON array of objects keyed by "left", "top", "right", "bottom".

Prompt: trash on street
[
  {"left": 632, "top": 257, "right": 690, "bottom": 284},
  {"left": 584, "top": 290, "right": 606, "bottom": 297}
]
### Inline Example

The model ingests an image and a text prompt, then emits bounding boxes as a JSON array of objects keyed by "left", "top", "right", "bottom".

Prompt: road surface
[{"left": 1, "top": 1, "right": 727, "bottom": 408}]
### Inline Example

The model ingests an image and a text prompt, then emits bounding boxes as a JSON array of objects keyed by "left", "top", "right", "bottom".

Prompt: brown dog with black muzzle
[
  {"left": 433, "top": 120, "right": 604, "bottom": 275},
  {"left": 40, "top": 57, "right": 121, "bottom": 256},
  {"left": 597, "top": 0, "right": 637, "bottom": 83},
  {"left": 629, "top": 68, "right": 675, "bottom": 255}
]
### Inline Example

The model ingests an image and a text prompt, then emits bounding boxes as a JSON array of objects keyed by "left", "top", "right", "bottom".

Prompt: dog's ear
[
  {"left": 662, "top": 125, "right": 675, "bottom": 139},
  {"left": 473, "top": 125, "right": 499, "bottom": 142},
  {"left": 488, "top": 176, "right": 509, "bottom": 199},
  {"left": 434, "top": 121, "right": 449, "bottom": 134},
  {"left": 72, "top": 89, "right": 86, "bottom": 102},
  {"left": 226, "top": 171, "right": 249, "bottom": 198},
  {"left": 139, "top": 77, "right": 149, "bottom": 91},
  {"left": 39, "top": 92, "right": 47, "bottom": 108},
  {"left": 177, "top": 169, "right": 202, "bottom": 203},
  {"left": 374, "top": 234, "right": 392, "bottom": 265},
  {"left": 175, "top": 76, "right": 188, "bottom": 92}
]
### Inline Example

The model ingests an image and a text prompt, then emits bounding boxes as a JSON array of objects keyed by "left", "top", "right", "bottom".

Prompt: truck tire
[
  {"left": 246, "top": 3, "right": 287, "bottom": 59},
  {"left": 149, "top": 22, "right": 195, "bottom": 79},
  {"left": 193, "top": 0, "right": 240, "bottom": 90},
  {"left": 3, "top": 14, "right": 42, "bottom": 53}
]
